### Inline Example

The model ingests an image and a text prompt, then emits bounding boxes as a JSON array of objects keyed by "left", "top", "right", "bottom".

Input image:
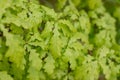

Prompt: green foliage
[{"left": 0, "top": 0, "right": 120, "bottom": 80}]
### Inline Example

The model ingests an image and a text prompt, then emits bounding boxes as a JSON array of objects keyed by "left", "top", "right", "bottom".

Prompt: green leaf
[
  {"left": 1, "top": 27, "right": 25, "bottom": 69},
  {"left": 27, "top": 48, "right": 42, "bottom": 80},
  {"left": 79, "top": 10, "right": 91, "bottom": 34},
  {"left": 43, "top": 55, "right": 55, "bottom": 75},
  {"left": 75, "top": 56, "right": 99, "bottom": 80},
  {"left": 0, "top": 71, "right": 13, "bottom": 80},
  {"left": 49, "top": 25, "right": 62, "bottom": 58},
  {"left": 41, "top": 5, "right": 57, "bottom": 20},
  {"left": 27, "top": 67, "right": 40, "bottom": 80},
  {"left": 0, "top": 0, "right": 12, "bottom": 19},
  {"left": 88, "top": 0, "right": 102, "bottom": 9},
  {"left": 29, "top": 49, "right": 42, "bottom": 70}
]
